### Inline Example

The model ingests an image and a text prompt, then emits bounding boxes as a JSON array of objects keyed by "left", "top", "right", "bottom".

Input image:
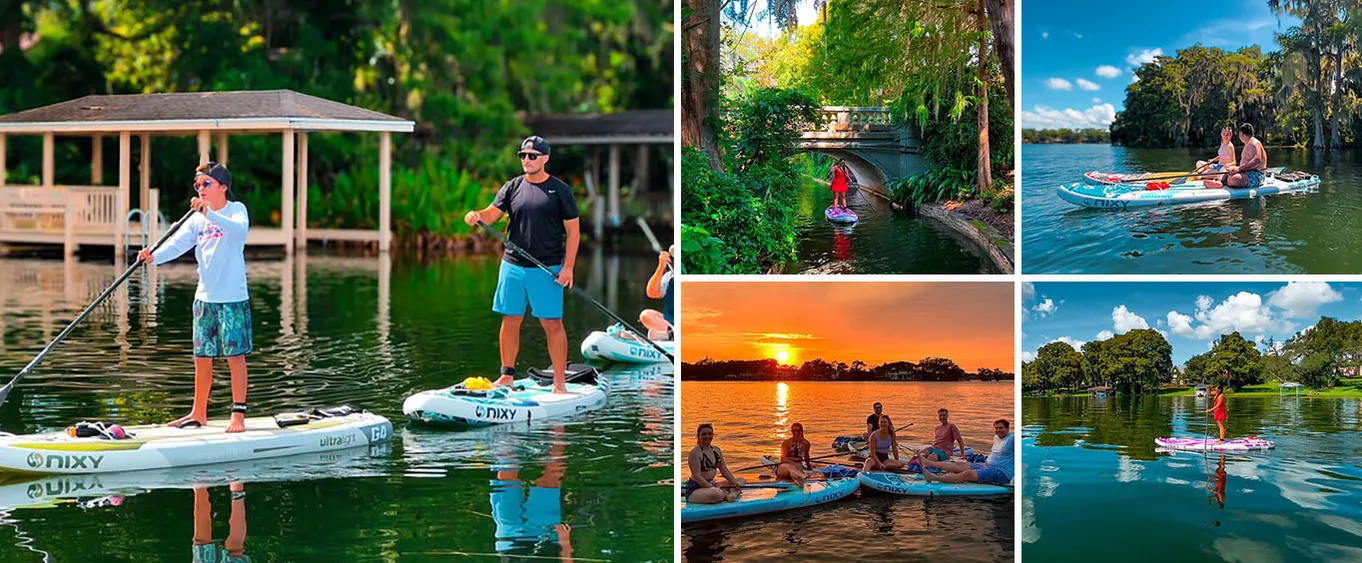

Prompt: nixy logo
[
  {"left": 475, "top": 405, "right": 520, "bottom": 421},
  {"left": 24, "top": 453, "right": 105, "bottom": 470}
]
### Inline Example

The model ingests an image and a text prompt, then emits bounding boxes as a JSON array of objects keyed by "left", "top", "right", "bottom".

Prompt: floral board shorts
[{"left": 192, "top": 299, "right": 253, "bottom": 358}]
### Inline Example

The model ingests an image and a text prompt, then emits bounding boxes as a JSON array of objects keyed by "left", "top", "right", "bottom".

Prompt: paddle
[
  {"left": 635, "top": 216, "right": 664, "bottom": 253},
  {"left": 0, "top": 208, "right": 196, "bottom": 409},
  {"left": 476, "top": 221, "right": 674, "bottom": 362}
]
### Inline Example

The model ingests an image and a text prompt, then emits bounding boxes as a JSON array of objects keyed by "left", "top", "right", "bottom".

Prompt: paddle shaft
[
  {"left": 636, "top": 217, "right": 663, "bottom": 253},
  {"left": 476, "top": 221, "right": 675, "bottom": 362},
  {"left": 735, "top": 422, "right": 916, "bottom": 472},
  {"left": 1120, "top": 167, "right": 1283, "bottom": 184},
  {"left": 0, "top": 209, "right": 196, "bottom": 406}
]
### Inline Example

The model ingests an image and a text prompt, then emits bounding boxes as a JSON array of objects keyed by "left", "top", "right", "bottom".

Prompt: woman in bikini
[
  {"left": 861, "top": 415, "right": 906, "bottom": 472},
  {"left": 685, "top": 424, "right": 746, "bottom": 504},
  {"left": 775, "top": 422, "right": 813, "bottom": 487}
]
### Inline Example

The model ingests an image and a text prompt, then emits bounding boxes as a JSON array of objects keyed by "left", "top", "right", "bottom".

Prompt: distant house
[
  {"left": 1194, "top": 384, "right": 1208, "bottom": 398},
  {"left": 1087, "top": 385, "right": 1113, "bottom": 398}
]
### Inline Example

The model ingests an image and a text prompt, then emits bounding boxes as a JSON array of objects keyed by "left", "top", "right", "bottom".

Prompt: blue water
[{"left": 1022, "top": 144, "right": 1362, "bottom": 273}]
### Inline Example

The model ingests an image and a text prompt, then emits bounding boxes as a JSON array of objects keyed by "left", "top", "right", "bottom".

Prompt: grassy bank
[{"left": 1028, "top": 378, "right": 1362, "bottom": 399}]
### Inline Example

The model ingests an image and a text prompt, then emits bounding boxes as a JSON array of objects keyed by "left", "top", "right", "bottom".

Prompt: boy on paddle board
[
  {"left": 862, "top": 415, "right": 906, "bottom": 472},
  {"left": 686, "top": 424, "right": 746, "bottom": 504},
  {"left": 464, "top": 136, "right": 580, "bottom": 394},
  {"left": 138, "top": 161, "right": 252, "bottom": 433},
  {"left": 1207, "top": 382, "right": 1228, "bottom": 443},
  {"left": 921, "top": 408, "right": 967, "bottom": 462},
  {"left": 1223, "top": 124, "right": 1268, "bottom": 189},
  {"left": 639, "top": 245, "right": 674, "bottom": 340},
  {"left": 918, "top": 419, "right": 1014, "bottom": 486},
  {"left": 776, "top": 422, "right": 813, "bottom": 487}
]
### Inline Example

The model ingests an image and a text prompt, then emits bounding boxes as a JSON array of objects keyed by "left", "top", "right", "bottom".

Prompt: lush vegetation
[
  {"left": 1022, "top": 128, "right": 1111, "bottom": 144},
  {"left": 681, "top": 0, "right": 1014, "bottom": 272},
  {"left": 1025, "top": 316, "right": 1362, "bottom": 395},
  {"left": 683, "top": 356, "right": 1014, "bottom": 382},
  {"left": 0, "top": 1, "right": 673, "bottom": 242},
  {"left": 1112, "top": 1, "right": 1362, "bottom": 150}
]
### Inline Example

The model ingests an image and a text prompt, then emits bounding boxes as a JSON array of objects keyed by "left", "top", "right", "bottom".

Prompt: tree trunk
[
  {"left": 984, "top": 0, "right": 1014, "bottom": 105},
  {"left": 682, "top": 0, "right": 724, "bottom": 171},
  {"left": 975, "top": 0, "right": 992, "bottom": 194}
]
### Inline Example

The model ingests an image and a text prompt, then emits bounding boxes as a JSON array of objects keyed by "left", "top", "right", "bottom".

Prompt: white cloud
[
  {"left": 1112, "top": 305, "right": 1150, "bottom": 333},
  {"left": 1127, "top": 48, "right": 1163, "bottom": 67},
  {"left": 1073, "top": 33, "right": 1083, "bottom": 39},
  {"left": 1168, "top": 292, "right": 1279, "bottom": 340},
  {"left": 1022, "top": 351, "right": 1036, "bottom": 362},
  {"left": 1045, "top": 78, "right": 1073, "bottom": 91},
  {"left": 1096, "top": 330, "right": 1115, "bottom": 341},
  {"left": 1033, "top": 298, "right": 1057, "bottom": 317},
  {"left": 1023, "top": 282, "right": 1036, "bottom": 301},
  {"left": 1050, "top": 336, "right": 1087, "bottom": 350},
  {"left": 1041, "top": 32, "right": 1049, "bottom": 39},
  {"left": 1092, "top": 97, "right": 1102, "bottom": 103},
  {"left": 1096, "top": 65, "right": 1122, "bottom": 78},
  {"left": 1076, "top": 79, "right": 1100, "bottom": 91},
  {"left": 1267, "top": 281, "right": 1342, "bottom": 319},
  {"left": 1167, "top": 310, "right": 1196, "bottom": 338},
  {"left": 1020, "top": 104, "right": 1117, "bottom": 130}
]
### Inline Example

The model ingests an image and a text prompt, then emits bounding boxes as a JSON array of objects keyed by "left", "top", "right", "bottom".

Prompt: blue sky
[
  {"left": 1023, "top": 282, "right": 1362, "bottom": 365},
  {"left": 1021, "top": 0, "right": 1298, "bottom": 130}
]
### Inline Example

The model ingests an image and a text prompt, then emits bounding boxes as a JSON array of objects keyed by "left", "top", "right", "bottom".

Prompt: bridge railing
[{"left": 808, "top": 106, "right": 893, "bottom": 134}]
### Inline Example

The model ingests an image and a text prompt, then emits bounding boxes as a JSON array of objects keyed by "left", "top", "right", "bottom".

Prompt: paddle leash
[
  {"left": 0, "top": 208, "right": 196, "bottom": 408},
  {"left": 477, "top": 221, "right": 675, "bottom": 363}
]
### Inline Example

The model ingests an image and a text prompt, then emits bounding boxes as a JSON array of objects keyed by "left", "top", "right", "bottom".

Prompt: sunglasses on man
[{"left": 517, "top": 152, "right": 544, "bottom": 161}]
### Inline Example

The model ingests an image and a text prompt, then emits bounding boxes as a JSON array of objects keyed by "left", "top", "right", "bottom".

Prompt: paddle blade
[{"left": 0, "top": 380, "right": 14, "bottom": 408}]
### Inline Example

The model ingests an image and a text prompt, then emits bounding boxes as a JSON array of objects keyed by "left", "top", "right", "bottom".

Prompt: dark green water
[
  {"left": 787, "top": 181, "right": 994, "bottom": 274},
  {"left": 0, "top": 252, "right": 674, "bottom": 561},
  {"left": 1023, "top": 395, "right": 1362, "bottom": 562}
]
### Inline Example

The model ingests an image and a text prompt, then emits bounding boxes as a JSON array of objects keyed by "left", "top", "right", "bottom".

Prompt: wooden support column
[
  {"left": 139, "top": 134, "right": 152, "bottom": 213},
  {"left": 0, "top": 134, "right": 5, "bottom": 186},
  {"left": 117, "top": 132, "right": 131, "bottom": 259},
  {"left": 608, "top": 144, "right": 621, "bottom": 227},
  {"left": 637, "top": 144, "right": 650, "bottom": 193},
  {"left": 296, "top": 133, "right": 309, "bottom": 249},
  {"left": 197, "top": 131, "right": 211, "bottom": 164},
  {"left": 379, "top": 132, "right": 392, "bottom": 253},
  {"left": 42, "top": 133, "right": 54, "bottom": 187},
  {"left": 216, "top": 133, "right": 228, "bottom": 165},
  {"left": 91, "top": 135, "right": 102, "bottom": 185},
  {"left": 591, "top": 149, "right": 603, "bottom": 240},
  {"left": 281, "top": 131, "right": 295, "bottom": 255}
]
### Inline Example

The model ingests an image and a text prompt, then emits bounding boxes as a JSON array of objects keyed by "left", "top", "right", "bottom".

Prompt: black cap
[
  {"left": 199, "top": 161, "right": 233, "bottom": 188},
  {"left": 519, "top": 135, "right": 551, "bottom": 155}
]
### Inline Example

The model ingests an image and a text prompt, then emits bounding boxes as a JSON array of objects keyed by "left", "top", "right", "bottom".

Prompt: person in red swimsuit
[
  {"left": 829, "top": 159, "right": 850, "bottom": 209},
  {"left": 1206, "top": 381, "right": 1228, "bottom": 443}
]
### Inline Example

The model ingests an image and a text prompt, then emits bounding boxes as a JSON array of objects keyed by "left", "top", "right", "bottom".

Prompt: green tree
[
  {"left": 1205, "top": 331, "right": 1263, "bottom": 390},
  {"left": 1030, "top": 341, "right": 1083, "bottom": 393},
  {"left": 1087, "top": 329, "right": 1173, "bottom": 395}
]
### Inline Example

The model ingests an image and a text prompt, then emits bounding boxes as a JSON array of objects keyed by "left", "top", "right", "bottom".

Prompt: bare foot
[
  {"left": 922, "top": 468, "right": 937, "bottom": 482},
  {"left": 553, "top": 385, "right": 569, "bottom": 394},
  {"left": 167, "top": 413, "right": 207, "bottom": 428},
  {"left": 226, "top": 413, "right": 246, "bottom": 433},
  {"left": 494, "top": 375, "right": 515, "bottom": 386}
]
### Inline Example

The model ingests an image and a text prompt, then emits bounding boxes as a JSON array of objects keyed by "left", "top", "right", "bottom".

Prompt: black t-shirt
[
  {"left": 492, "top": 175, "right": 579, "bottom": 267},
  {"left": 867, "top": 414, "right": 881, "bottom": 431}
]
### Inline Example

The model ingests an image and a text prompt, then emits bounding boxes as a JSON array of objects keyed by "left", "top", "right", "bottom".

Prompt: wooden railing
[{"left": 0, "top": 185, "right": 124, "bottom": 250}]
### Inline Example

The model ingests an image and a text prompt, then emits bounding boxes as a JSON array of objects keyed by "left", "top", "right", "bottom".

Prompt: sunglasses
[
  {"left": 193, "top": 178, "right": 216, "bottom": 191},
  {"left": 517, "top": 152, "right": 543, "bottom": 161}
]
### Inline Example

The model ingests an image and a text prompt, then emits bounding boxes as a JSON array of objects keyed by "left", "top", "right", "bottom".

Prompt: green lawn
[{"left": 1160, "top": 378, "right": 1362, "bottom": 398}]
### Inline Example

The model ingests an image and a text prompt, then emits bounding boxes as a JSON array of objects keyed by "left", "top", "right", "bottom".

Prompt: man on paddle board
[
  {"left": 138, "top": 162, "right": 252, "bottom": 433},
  {"left": 921, "top": 408, "right": 967, "bottom": 462},
  {"left": 464, "top": 136, "right": 580, "bottom": 394},
  {"left": 862, "top": 415, "right": 907, "bottom": 472},
  {"left": 686, "top": 424, "right": 746, "bottom": 504},
  {"left": 863, "top": 402, "right": 884, "bottom": 442},
  {"left": 1223, "top": 124, "right": 1268, "bottom": 189},
  {"left": 918, "top": 419, "right": 1014, "bottom": 486},
  {"left": 1207, "top": 382, "right": 1228, "bottom": 443},
  {"left": 776, "top": 422, "right": 813, "bottom": 487},
  {"left": 639, "top": 245, "right": 674, "bottom": 340}
]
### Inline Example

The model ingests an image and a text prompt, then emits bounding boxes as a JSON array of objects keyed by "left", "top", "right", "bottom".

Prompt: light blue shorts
[
  {"left": 493, "top": 261, "right": 564, "bottom": 319},
  {"left": 971, "top": 462, "right": 1010, "bottom": 485}
]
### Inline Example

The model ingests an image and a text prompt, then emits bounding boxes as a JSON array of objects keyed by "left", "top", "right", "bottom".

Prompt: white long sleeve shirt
[{"left": 152, "top": 201, "right": 250, "bottom": 303}]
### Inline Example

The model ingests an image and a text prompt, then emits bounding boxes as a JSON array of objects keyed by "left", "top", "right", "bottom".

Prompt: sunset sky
[{"left": 681, "top": 281, "right": 1014, "bottom": 370}]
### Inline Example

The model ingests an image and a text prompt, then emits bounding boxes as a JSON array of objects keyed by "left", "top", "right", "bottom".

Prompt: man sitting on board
[
  {"left": 639, "top": 244, "right": 675, "bottom": 341},
  {"left": 775, "top": 422, "right": 813, "bottom": 487},
  {"left": 1223, "top": 123, "right": 1268, "bottom": 189},
  {"left": 918, "top": 419, "right": 1014, "bottom": 486},
  {"left": 685, "top": 424, "right": 746, "bottom": 504},
  {"left": 920, "top": 407, "right": 966, "bottom": 462},
  {"left": 862, "top": 402, "right": 885, "bottom": 442}
]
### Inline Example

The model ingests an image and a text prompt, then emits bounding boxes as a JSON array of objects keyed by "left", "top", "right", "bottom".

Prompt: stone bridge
[{"left": 799, "top": 107, "right": 926, "bottom": 190}]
